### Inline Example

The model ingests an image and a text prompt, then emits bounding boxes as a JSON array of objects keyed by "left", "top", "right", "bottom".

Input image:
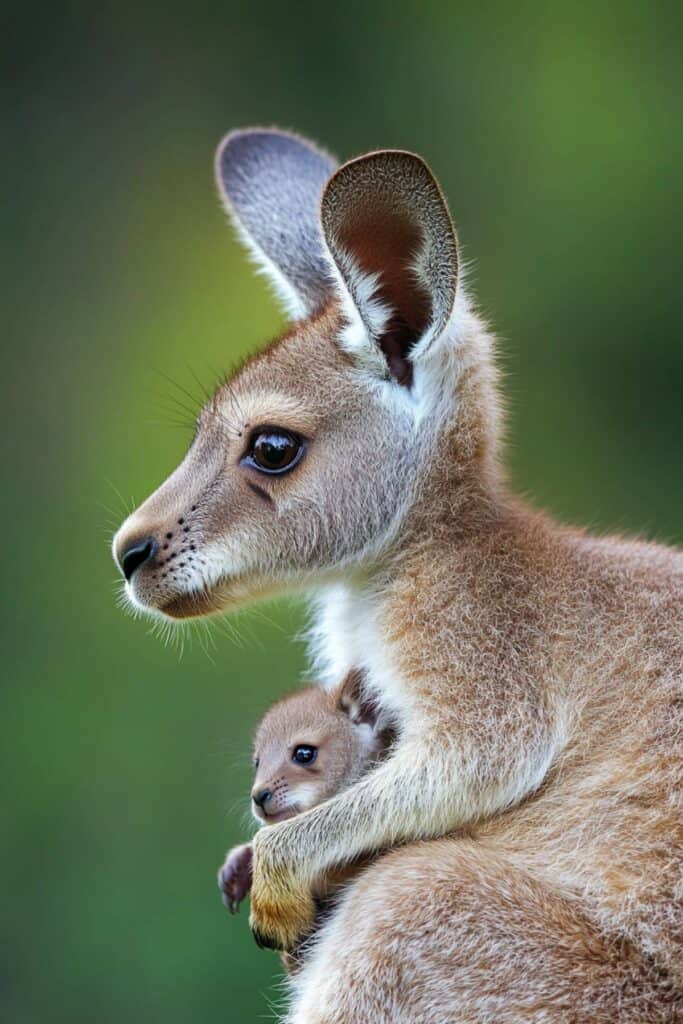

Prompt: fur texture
[
  {"left": 113, "top": 129, "right": 682, "bottom": 1022},
  {"left": 218, "top": 675, "right": 388, "bottom": 974},
  {"left": 251, "top": 676, "right": 384, "bottom": 825},
  {"left": 287, "top": 839, "right": 679, "bottom": 1023}
]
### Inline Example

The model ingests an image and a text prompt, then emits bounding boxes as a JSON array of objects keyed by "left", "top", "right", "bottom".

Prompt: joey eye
[
  {"left": 292, "top": 745, "right": 317, "bottom": 766},
  {"left": 245, "top": 429, "right": 304, "bottom": 475}
]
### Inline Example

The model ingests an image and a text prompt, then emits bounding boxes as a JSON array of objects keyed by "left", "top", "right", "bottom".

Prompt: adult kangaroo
[{"left": 114, "top": 129, "right": 682, "bottom": 1022}]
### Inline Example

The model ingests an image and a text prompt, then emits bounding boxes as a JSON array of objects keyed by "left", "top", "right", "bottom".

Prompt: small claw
[{"left": 219, "top": 877, "right": 239, "bottom": 914}]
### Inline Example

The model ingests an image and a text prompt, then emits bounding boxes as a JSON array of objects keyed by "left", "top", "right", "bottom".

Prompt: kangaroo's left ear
[
  {"left": 320, "top": 150, "right": 458, "bottom": 387},
  {"left": 215, "top": 128, "right": 337, "bottom": 320},
  {"left": 336, "top": 669, "right": 379, "bottom": 730}
]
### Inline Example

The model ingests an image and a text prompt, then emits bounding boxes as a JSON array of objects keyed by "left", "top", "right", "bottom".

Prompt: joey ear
[
  {"left": 215, "top": 128, "right": 337, "bottom": 320},
  {"left": 337, "top": 669, "right": 378, "bottom": 730},
  {"left": 321, "top": 150, "right": 458, "bottom": 386}
]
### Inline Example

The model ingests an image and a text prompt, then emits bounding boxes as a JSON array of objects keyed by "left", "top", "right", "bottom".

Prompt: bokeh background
[{"left": 3, "top": 2, "right": 682, "bottom": 1021}]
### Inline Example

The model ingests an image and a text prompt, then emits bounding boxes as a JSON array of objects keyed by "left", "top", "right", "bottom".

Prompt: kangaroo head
[
  {"left": 113, "top": 128, "right": 495, "bottom": 621},
  {"left": 251, "top": 673, "right": 384, "bottom": 823}
]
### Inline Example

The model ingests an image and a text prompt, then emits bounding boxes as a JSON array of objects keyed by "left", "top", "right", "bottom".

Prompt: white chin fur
[{"left": 122, "top": 585, "right": 171, "bottom": 620}]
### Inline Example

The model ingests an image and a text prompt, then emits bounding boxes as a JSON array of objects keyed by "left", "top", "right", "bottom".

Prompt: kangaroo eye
[
  {"left": 292, "top": 745, "right": 317, "bottom": 766},
  {"left": 245, "top": 430, "right": 304, "bottom": 475}
]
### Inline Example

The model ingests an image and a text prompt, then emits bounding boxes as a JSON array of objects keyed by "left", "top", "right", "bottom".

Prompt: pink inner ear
[
  {"left": 338, "top": 200, "right": 433, "bottom": 384},
  {"left": 322, "top": 150, "right": 458, "bottom": 376}
]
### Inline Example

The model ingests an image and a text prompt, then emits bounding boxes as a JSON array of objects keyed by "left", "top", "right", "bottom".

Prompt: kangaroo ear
[
  {"left": 336, "top": 669, "right": 379, "bottom": 730},
  {"left": 215, "top": 128, "right": 337, "bottom": 320},
  {"left": 321, "top": 150, "right": 458, "bottom": 386}
]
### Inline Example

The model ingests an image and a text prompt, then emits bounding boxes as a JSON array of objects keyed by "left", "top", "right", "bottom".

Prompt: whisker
[
  {"left": 145, "top": 417, "right": 195, "bottom": 432},
  {"left": 152, "top": 393, "right": 198, "bottom": 424},
  {"left": 155, "top": 369, "right": 203, "bottom": 413},
  {"left": 190, "top": 620, "right": 216, "bottom": 665},
  {"left": 224, "top": 379, "right": 247, "bottom": 425},
  {"left": 104, "top": 478, "right": 136, "bottom": 518},
  {"left": 186, "top": 362, "right": 213, "bottom": 405}
]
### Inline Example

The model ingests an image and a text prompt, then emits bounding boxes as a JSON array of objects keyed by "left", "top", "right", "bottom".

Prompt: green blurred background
[{"left": 3, "top": 2, "right": 682, "bottom": 1021}]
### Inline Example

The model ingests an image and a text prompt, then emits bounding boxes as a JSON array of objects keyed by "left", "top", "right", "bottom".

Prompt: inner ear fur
[{"left": 321, "top": 150, "right": 459, "bottom": 385}]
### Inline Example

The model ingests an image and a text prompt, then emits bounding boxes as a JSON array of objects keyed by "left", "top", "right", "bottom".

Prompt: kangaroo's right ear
[
  {"left": 215, "top": 128, "right": 337, "bottom": 321},
  {"left": 321, "top": 150, "right": 458, "bottom": 388}
]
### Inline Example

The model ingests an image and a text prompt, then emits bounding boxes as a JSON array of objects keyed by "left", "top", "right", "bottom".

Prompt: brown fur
[
  {"left": 251, "top": 678, "right": 384, "bottom": 824},
  {"left": 291, "top": 839, "right": 679, "bottom": 1023},
  {"left": 218, "top": 676, "right": 387, "bottom": 972},
  {"left": 114, "top": 131, "right": 682, "bottom": 1021}
]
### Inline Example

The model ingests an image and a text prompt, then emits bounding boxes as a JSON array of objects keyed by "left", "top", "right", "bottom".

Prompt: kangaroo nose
[
  {"left": 252, "top": 788, "right": 272, "bottom": 810},
  {"left": 119, "top": 538, "right": 157, "bottom": 581}
]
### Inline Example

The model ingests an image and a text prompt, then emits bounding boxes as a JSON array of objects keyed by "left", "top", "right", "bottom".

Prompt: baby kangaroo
[
  {"left": 114, "top": 129, "right": 681, "bottom": 1021},
  {"left": 218, "top": 673, "right": 387, "bottom": 963}
]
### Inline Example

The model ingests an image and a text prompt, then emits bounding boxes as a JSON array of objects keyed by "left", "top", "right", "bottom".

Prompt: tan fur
[
  {"left": 114, "top": 130, "right": 682, "bottom": 1021},
  {"left": 251, "top": 678, "right": 384, "bottom": 824},
  {"left": 289, "top": 839, "right": 679, "bottom": 1023},
  {"left": 218, "top": 676, "right": 387, "bottom": 972}
]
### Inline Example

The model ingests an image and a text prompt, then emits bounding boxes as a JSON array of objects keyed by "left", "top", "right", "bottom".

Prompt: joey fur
[
  {"left": 114, "top": 129, "right": 682, "bottom": 1021},
  {"left": 218, "top": 674, "right": 387, "bottom": 971}
]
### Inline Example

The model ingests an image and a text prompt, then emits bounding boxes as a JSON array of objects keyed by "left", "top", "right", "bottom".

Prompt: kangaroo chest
[{"left": 313, "top": 583, "right": 413, "bottom": 720}]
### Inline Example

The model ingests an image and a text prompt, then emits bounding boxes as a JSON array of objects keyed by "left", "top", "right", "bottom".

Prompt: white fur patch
[
  {"left": 309, "top": 581, "right": 416, "bottom": 726},
  {"left": 324, "top": 243, "right": 480, "bottom": 439}
]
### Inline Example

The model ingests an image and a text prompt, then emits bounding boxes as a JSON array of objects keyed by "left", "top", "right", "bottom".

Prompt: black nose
[
  {"left": 252, "top": 788, "right": 272, "bottom": 810},
  {"left": 120, "top": 538, "right": 157, "bottom": 582}
]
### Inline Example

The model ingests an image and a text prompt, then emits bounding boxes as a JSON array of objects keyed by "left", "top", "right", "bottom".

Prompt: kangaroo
[
  {"left": 113, "top": 129, "right": 682, "bottom": 1021},
  {"left": 218, "top": 672, "right": 387, "bottom": 972}
]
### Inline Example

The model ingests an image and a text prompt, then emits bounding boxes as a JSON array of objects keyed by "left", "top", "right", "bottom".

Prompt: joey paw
[{"left": 218, "top": 843, "right": 253, "bottom": 914}]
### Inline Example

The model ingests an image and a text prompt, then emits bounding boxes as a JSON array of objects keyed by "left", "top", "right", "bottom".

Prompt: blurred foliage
[{"left": 2, "top": 1, "right": 682, "bottom": 1020}]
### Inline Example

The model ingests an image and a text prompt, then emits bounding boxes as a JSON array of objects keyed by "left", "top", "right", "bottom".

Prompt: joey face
[
  {"left": 249, "top": 685, "right": 380, "bottom": 824},
  {"left": 113, "top": 129, "right": 460, "bottom": 621}
]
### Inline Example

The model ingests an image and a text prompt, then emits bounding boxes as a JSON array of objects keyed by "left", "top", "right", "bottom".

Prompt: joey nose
[
  {"left": 252, "top": 788, "right": 272, "bottom": 810},
  {"left": 120, "top": 538, "right": 157, "bottom": 581}
]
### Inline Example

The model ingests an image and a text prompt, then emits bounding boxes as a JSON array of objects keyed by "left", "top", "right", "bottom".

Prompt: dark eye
[
  {"left": 245, "top": 429, "right": 304, "bottom": 475},
  {"left": 292, "top": 745, "right": 317, "bottom": 766}
]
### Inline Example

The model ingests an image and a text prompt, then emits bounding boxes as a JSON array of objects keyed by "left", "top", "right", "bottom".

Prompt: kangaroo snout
[
  {"left": 112, "top": 487, "right": 213, "bottom": 616},
  {"left": 118, "top": 536, "right": 157, "bottom": 581},
  {"left": 251, "top": 787, "right": 273, "bottom": 811}
]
